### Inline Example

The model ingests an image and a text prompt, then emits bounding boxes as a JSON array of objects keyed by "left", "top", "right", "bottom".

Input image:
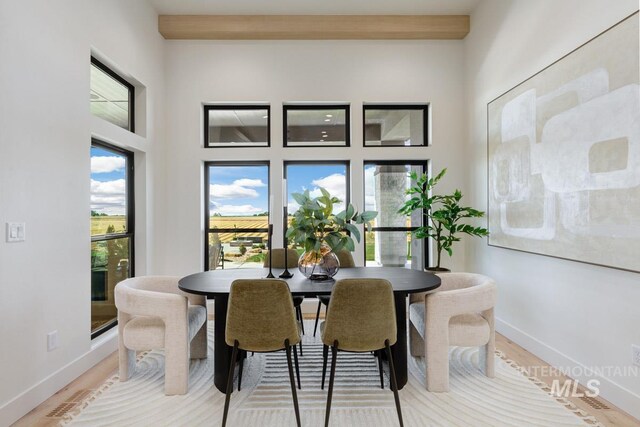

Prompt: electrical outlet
[
  {"left": 47, "top": 330, "right": 58, "bottom": 352},
  {"left": 632, "top": 344, "right": 640, "bottom": 367}
]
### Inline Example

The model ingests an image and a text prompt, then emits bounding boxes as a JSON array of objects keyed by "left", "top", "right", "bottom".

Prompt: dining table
[{"left": 178, "top": 266, "right": 441, "bottom": 393}]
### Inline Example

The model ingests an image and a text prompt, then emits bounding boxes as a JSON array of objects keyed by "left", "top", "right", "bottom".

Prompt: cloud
[
  {"left": 233, "top": 178, "right": 266, "bottom": 188},
  {"left": 211, "top": 204, "right": 264, "bottom": 216},
  {"left": 364, "top": 166, "right": 376, "bottom": 211},
  {"left": 91, "top": 156, "right": 125, "bottom": 174},
  {"left": 210, "top": 183, "right": 259, "bottom": 199},
  {"left": 91, "top": 179, "right": 126, "bottom": 215},
  {"left": 288, "top": 173, "right": 348, "bottom": 214}
]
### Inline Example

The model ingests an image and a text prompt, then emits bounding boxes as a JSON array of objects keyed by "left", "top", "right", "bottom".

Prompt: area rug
[{"left": 62, "top": 321, "right": 601, "bottom": 426}]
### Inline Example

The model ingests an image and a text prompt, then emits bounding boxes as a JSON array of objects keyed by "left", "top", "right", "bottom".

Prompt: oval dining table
[{"left": 179, "top": 267, "right": 441, "bottom": 393}]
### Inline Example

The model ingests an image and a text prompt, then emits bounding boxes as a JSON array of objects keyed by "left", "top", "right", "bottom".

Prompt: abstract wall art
[{"left": 487, "top": 12, "right": 640, "bottom": 272}]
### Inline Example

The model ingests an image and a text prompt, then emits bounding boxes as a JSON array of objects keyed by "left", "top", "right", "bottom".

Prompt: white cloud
[
  {"left": 211, "top": 204, "right": 264, "bottom": 216},
  {"left": 210, "top": 183, "right": 259, "bottom": 199},
  {"left": 288, "top": 173, "right": 348, "bottom": 214},
  {"left": 364, "top": 166, "right": 377, "bottom": 211},
  {"left": 91, "top": 156, "right": 125, "bottom": 174},
  {"left": 233, "top": 178, "right": 266, "bottom": 188},
  {"left": 91, "top": 179, "right": 126, "bottom": 215}
]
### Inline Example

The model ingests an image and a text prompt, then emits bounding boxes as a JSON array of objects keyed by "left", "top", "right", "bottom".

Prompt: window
[
  {"left": 364, "top": 161, "right": 427, "bottom": 269},
  {"left": 363, "top": 105, "right": 428, "bottom": 147},
  {"left": 204, "top": 105, "right": 270, "bottom": 148},
  {"left": 284, "top": 105, "right": 350, "bottom": 147},
  {"left": 90, "top": 140, "right": 134, "bottom": 338},
  {"left": 205, "top": 162, "right": 270, "bottom": 270},
  {"left": 90, "top": 57, "right": 135, "bottom": 131},
  {"left": 284, "top": 161, "right": 350, "bottom": 211}
]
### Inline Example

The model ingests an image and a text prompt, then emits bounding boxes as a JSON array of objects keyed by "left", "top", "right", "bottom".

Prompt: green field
[{"left": 91, "top": 215, "right": 127, "bottom": 236}]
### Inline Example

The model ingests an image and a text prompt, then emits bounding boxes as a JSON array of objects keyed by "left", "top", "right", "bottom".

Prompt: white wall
[
  {"left": 464, "top": 0, "right": 640, "bottom": 418},
  {"left": 160, "top": 40, "right": 470, "bottom": 276},
  {"left": 0, "top": 1, "right": 164, "bottom": 424}
]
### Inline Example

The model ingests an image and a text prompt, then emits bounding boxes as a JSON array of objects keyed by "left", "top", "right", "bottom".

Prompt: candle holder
[
  {"left": 279, "top": 206, "right": 293, "bottom": 278},
  {"left": 266, "top": 223, "right": 275, "bottom": 278}
]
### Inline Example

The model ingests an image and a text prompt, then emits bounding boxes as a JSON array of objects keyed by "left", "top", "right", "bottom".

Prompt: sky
[
  {"left": 208, "top": 164, "right": 348, "bottom": 217},
  {"left": 90, "top": 146, "right": 126, "bottom": 215}
]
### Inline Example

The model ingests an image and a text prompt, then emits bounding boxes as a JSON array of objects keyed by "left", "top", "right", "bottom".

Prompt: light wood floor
[{"left": 13, "top": 317, "right": 640, "bottom": 427}]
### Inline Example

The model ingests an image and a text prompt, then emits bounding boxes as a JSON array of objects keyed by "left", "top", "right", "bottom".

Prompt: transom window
[
  {"left": 363, "top": 104, "right": 428, "bottom": 147},
  {"left": 284, "top": 105, "right": 350, "bottom": 147},
  {"left": 90, "top": 57, "right": 135, "bottom": 131},
  {"left": 204, "top": 105, "right": 270, "bottom": 148}
]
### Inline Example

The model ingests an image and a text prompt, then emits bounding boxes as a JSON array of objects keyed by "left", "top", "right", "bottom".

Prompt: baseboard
[
  {"left": 496, "top": 317, "right": 640, "bottom": 421},
  {"left": 0, "top": 329, "right": 118, "bottom": 426}
]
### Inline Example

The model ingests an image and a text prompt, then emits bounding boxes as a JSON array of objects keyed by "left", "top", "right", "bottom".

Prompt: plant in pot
[
  {"left": 286, "top": 188, "right": 377, "bottom": 280},
  {"left": 398, "top": 168, "right": 489, "bottom": 272}
]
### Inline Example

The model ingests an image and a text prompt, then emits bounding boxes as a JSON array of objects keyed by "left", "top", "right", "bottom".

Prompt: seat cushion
[
  {"left": 409, "top": 303, "right": 490, "bottom": 347},
  {"left": 123, "top": 305, "right": 206, "bottom": 351}
]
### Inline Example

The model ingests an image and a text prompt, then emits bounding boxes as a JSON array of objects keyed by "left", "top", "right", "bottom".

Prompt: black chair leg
[
  {"left": 299, "top": 338, "right": 303, "bottom": 357},
  {"left": 321, "top": 344, "right": 328, "bottom": 389},
  {"left": 385, "top": 340, "right": 404, "bottom": 427},
  {"left": 222, "top": 341, "right": 239, "bottom": 427},
  {"left": 324, "top": 341, "right": 338, "bottom": 427},
  {"left": 285, "top": 340, "right": 302, "bottom": 427},
  {"left": 313, "top": 300, "right": 322, "bottom": 337},
  {"left": 293, "top": 344, "right": 301, "bottom": 389},
  {"left": 238, "top": 350, "right": 244, "bottom": 391},
  {"left": 376, "top": 350, "right": 384, "bottom": 389}
]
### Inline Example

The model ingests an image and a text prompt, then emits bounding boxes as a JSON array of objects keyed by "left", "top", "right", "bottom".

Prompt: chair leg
[
  {"left": 238, "top": 350, "right": 244, "bottom": 391},
  {"left": 285, "top": 340, "right": 302, "bottom": 427},
  {"left": 313, "top": 300, "right": 322, "bottom": 337},
  {"left": 376, "top": 350, "right": 384, "bottom": 389},
  {"left": 324, "top": 341, "right": 338, "bottom": 427},
  {"left": 321, "top": 344, "right": 329, "bottom": 390},
  {"left": 299, "top": 339, "right": 303, "bottom": 357},
  {"left": 385, "top": 340, "right": 404, "bottom": 427},
  {"left": 296, "top": 306, "right": 305, "bottom": 335},
  {"left": 293, "top": 344, "right": 301, "bottom": 389},
  {"left": 222, "top": 341, "right": 239, "bottom": 427}
]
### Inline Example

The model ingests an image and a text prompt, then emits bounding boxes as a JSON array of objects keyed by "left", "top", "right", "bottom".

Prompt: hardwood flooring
[{"left": 13, "top": 316, "right": 639, "bottom": 427}]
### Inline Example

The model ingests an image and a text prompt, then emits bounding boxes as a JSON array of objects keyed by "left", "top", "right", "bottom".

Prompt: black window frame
[
  {"left": 283, "top": 104, "right": 351, "bottom": 148},
  {"left": 363, "top": 159, "right": 429, "bottom": 268},
  {"left": 90, "top": 56, "right": 135, "bottom": 133},
  {"left": 204, "top": 161, "right": 271, "bottom": 270},
  {"left": 363, "top": 104, "right": 429, "bottom": 147},
  {"left": 203, "top": 104, "right": 271, "bottom": 149},
  {"left": 90, "top": 138, "right": 135, "bottom": 339}
]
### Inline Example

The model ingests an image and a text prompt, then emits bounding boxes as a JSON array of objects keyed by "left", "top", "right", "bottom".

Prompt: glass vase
[{"left": 298, "top": 245, "right": 340, "bottom": 280}]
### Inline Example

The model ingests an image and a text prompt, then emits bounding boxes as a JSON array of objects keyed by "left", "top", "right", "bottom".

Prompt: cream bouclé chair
[
  {"left": 409, "top": 273, "right": 497, "bottom": 392},
  {"left": 114, "top": 276, "right": 208, "bottom": 395}
]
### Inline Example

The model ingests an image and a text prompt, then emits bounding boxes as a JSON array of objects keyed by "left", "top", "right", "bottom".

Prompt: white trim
[
  {"left": 496, "top": 317, "right": 640, "bottom": 421},
  {"left": 0, "top": 329, "right": 118, "bottom": 426}
]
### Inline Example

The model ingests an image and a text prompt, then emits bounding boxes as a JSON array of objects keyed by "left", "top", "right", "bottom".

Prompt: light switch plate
[{"left": 6, "top": 222, "right": 26, "bottom": 242}]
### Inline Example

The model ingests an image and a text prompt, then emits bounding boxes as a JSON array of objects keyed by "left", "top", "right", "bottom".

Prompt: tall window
[
  {"left": 364, "top": 161, "right": 427, "bottom": 269},
  {"left": 90, "top": 140, "right": 134, "bottom": 338},
  {"left": 284, "top": 161, "right": 350, "bottom": 212},
  {"left": 90, "top": 57, "right": 135, "bottom": 132},
  {"left": 205, "top": 162, "right": 270, "bottom": 270}
]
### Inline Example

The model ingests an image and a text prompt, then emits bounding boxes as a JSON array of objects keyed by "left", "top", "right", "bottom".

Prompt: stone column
[{"left": 374, "top": 165, "right": 408, "bottom": 267}]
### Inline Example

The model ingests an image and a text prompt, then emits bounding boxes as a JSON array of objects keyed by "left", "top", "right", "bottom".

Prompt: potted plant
[
  {"left": 286, "top": 188, "right": 377, "bottom": 280},
  {"left": 398, "top": 168, "right": 489, "bottom": 272}
]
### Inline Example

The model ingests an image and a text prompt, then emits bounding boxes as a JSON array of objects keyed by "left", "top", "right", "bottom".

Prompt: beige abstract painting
[{"left": 487, "top": 12, "right": 640, "bottom": 272}]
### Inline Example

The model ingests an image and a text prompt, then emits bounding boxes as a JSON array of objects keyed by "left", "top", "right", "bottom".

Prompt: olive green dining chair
[
  {"left": 312, "top": 249, "right": 356, "bottom": 337},
  {"left": 223, "top": 279, "right": 302, "bottom": 427},
  {"left": 264, "top": 249, "right": 306, "bottom": 344},
  {"left": 320, "top": 278, "right": 403, "bottom": 427}
]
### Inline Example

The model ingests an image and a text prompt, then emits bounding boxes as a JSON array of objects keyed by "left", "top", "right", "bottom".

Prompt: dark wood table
[{"left": 179, "top": 267, "right": 440, "bottom": 393}]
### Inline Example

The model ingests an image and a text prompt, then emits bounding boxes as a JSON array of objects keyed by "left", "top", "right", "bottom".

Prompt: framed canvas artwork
[{"left": 487, "top": 12, "right": 639, "bottom": 273}]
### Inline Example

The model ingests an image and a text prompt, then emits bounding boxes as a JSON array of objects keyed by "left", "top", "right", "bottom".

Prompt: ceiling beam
[{"left": 158, "top": 15, "right": 470, "bottom": 40}]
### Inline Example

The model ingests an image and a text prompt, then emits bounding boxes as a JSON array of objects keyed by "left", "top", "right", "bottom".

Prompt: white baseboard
[
  {"left": 496, "top": 317, "right": 640, "bottom": 421},
  {"left": 0, "top": 329, "right": 118, "bottom": 427}
]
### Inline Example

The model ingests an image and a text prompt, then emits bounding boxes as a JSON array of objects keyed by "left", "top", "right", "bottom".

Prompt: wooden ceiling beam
[{"left": 158, "top": 15, "right": 470, "bottom": 40}]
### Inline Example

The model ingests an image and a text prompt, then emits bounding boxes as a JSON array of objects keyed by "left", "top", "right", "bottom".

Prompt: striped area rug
[{"left": 63, "top": 321, "right": 601, "bottom": 426}]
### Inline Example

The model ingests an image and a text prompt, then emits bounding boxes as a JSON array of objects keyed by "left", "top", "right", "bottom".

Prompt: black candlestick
[
  {"left": 279, "top": 206, "right": 293, "bottom": 279},
  {"left": 266, "top": 223, "right": 275, "bottom": 278}
]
